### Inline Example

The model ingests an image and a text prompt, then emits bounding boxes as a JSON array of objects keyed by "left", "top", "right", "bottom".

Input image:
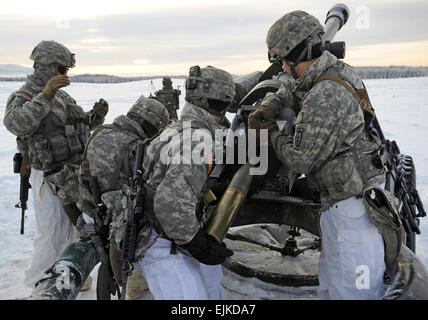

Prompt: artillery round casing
[{"left": 205, "top": 163, "right": 254, "bottom": 243}]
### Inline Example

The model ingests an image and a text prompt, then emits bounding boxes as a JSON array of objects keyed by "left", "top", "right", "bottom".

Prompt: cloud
[
  {"left": 345, "top": 40, "right": 428, "bottom": 66},
  {"left": 1, "top": 0, "right": 427, "bottom": 75}
]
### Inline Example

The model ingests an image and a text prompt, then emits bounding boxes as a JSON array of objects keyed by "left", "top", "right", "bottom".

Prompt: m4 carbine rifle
[
  {"left": 80, "top": 172, "right": 120, "bottom": 300},
  {"left": 13, "top": 152, "right": 31, "bottom": 234},
  {"left": 368, "top": 106, "right": 426, "bottom": 250},
  {"left": 383, "top": 140, "right": 426, "bottom": 237},
  {"left": 120, "top": 143, "right": 146, "bottom": 300}
]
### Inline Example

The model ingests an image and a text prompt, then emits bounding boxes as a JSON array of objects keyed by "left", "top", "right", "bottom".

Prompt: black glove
[{"left": 180, "top": 229, "right": 233, "bottom": 265}]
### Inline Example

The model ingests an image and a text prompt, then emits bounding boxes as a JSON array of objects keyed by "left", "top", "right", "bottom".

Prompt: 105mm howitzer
[
  {"left": 26, "top": 3, "right": 428, "bottom": 300},
  {"left": 204, "top": 3, "right": 428, "bottom": 298}
]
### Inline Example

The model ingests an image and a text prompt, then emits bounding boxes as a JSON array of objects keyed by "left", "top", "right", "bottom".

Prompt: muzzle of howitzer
[
  {"left": 205, "top": 163, "right": 254, "bottom": 243},
  {"left": 321, "top": 3, "right": 350, "bottom": 59},
  {"left": 323, "top": 3, "right": 350, "bottom": 42}
]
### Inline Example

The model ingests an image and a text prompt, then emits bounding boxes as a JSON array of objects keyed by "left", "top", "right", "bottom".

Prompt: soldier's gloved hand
[
  {"left": 93, "top": 98, "right": 109, "bottom": 119},
  {"left": 43, "top": 74, "right": 70, "bottom": 101},
  {"left": 249, "top": 105, "right": 275, "bottom": 122},
  {"left": 248, "top": 112, "right": 279, "bottom": 143},
  {"left": 180, "top": 229, "right": 233, "bottom": 265}
]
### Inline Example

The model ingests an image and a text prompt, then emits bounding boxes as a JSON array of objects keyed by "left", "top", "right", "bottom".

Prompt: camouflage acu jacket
[
  {"left": 76, "top": 115, "right": 150, "bottom": 252},
  {"left": 4, "top": 75, "right": 103, "bottom": 172},
  {"left": 262, "top": 51, "right": 385, "bottom": 210},
  {"left": 78, "top": 115, "right": 148, "bottom": 213},
  {"left": 3, "top": 74, "right": 104, "bottom": 203},
  {"left": 138, "top": 102, "right": 223, "bottom": 248}
]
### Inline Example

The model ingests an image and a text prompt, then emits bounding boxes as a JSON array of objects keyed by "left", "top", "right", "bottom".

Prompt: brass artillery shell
[{"left": 205, "top": 163, "right": 254, "bottom": 243}]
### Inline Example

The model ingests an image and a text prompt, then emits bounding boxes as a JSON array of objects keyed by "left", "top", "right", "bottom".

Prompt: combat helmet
[
  {"left": 127, "top": 97, "right": 170, "bottom": 136},
  {"left": 185, "top": 65, "right": 235, "bottom": 117},
  {"left": 30, "top": 40, "right": 76, "bottom": 68},
  {"left": 266, "top": 11, "right": 324, "bottom": 69}
]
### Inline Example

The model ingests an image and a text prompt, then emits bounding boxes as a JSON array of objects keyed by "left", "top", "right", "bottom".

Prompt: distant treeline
[
  {"left": 353, "top": 66, "right": 428, "bottom": 79},
  {"left": 0, "top": 74, "right": 187, "bottom": 83},
  {"left": 1, "top": 67, "right": 428, "bottom": 83},
  {"left": 69, "top": 74, "right": 187, "bottom": 83}
]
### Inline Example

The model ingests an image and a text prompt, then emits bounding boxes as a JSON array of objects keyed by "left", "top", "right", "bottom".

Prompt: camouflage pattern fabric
[
  {"left": 262, "top": 51, "right": 385, "bottom": 210},
  {"left": 80, "top": 110, "right": 172, "bottom": 252},
  {"left": 30, "top": 40, "right": 75, "bottom": 68},
  {"left": 185, "top": 66, "right": 235, "bottom": 117},
  {"left": 4, "top": 74, "right": 104, "bottom": 204},
  {"left": 77, "top": 115, "right": 147, "bottom": 224},
  {"left": 266, "top": 10, "right": 323, "bottom": 62},
  {"left": 127, "top": 97, "right": 170, "bottom": 133},
  {"left": 85, "top": 115, "right": 147, "bottom": 194},
  {"left": 138, "top": 103, "right": 223, "bottom": 248}
]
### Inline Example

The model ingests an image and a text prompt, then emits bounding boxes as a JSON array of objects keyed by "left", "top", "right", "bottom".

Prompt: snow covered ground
[{"left": 0, "top": 76, "right": 427, "bottom": 300}]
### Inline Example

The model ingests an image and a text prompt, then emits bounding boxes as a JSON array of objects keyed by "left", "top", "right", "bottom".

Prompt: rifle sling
[
  {"left": 315, "top": 75, "right": 376, "bottom": 119},
  {"left": 20, "top": 152, "right": 31, "bottom": 177}
]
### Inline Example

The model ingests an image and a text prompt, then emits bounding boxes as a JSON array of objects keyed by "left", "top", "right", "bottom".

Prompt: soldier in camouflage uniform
[
  {"left": 248, "top": 11, "right": 387, "bottom": 299},
  {"left": 77, "top": 97, "right": 169, "bottom": 299},
  {"left": 153, "top": 76, "right": 181, "bottom": 120},
  {"left": 126, "top": 66, "right": 234, "bottom": 300},
  {"left": 3, "top": 40, "right": 108, "bottom": 289}
]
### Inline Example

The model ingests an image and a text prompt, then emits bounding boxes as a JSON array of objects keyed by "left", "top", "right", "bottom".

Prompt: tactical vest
[
  {"left": 141, "top": 118, "right": 214, "bottom": 238},
  {"left": 78, "top": 122, "right": 147, "bottom": 217},
  {"left": 153, "top": 88, "right": 180, "bottom": 119},
  {"left": 17, "top": 90, "right": 90, "bottom": 174},
  {"left": 314, "top": 72, "right": 407, "bottom": 275},
  {"left": 109, "top": 116, "right": 217, "bottom": 257},
  {"left": 306, "top": 67, "right": 386, "bottom": 210}
]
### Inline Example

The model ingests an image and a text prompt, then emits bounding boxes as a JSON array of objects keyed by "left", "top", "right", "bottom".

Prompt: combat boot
[{"left": 126, "top": 270, "right": 149, "bottom": 300}]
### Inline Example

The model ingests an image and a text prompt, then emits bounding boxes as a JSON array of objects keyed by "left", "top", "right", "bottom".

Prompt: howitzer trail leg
[{"left": 28, "top": 240, "right": 98, "bottom": 300}]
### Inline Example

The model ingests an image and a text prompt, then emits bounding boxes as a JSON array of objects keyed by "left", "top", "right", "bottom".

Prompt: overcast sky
[{"left": 0, "top": 0, "right": 427, "bottom": 76}]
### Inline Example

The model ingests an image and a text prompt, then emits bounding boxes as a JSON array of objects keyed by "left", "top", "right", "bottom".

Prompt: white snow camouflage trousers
[
  {"left": 136, "top": 230, "right": 225, "bottom": 300},
  {"left": 24, "top": 168, "right": 78, "bottom": 288},
  {"left": 318, "top": 196, "right": 386, "bottom": 300}
]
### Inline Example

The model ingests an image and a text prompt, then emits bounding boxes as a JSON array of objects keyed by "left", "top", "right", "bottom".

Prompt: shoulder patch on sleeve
[
  {"left": 294, "top": 128, "right": 304, "bottom": 147},
  {"left": 19, "top": 92, "right": 33, "bottom": 101}
]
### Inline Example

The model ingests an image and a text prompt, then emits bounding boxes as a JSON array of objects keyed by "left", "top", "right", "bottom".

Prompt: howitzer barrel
[
  {"left": 230, "top": 71, "right": 263, "bottom": 112},
  {"left": 205, "top": 163, "right": 254, "bottom": 243},
  {"left": 321, "top": 4, "right": 350, "bottom": 59},
  {"left": 235, "top": 72, "right": 263, "bottom": 96},
  {"left": 323, "top": 3, "right": 350, "bottom": 42}
]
